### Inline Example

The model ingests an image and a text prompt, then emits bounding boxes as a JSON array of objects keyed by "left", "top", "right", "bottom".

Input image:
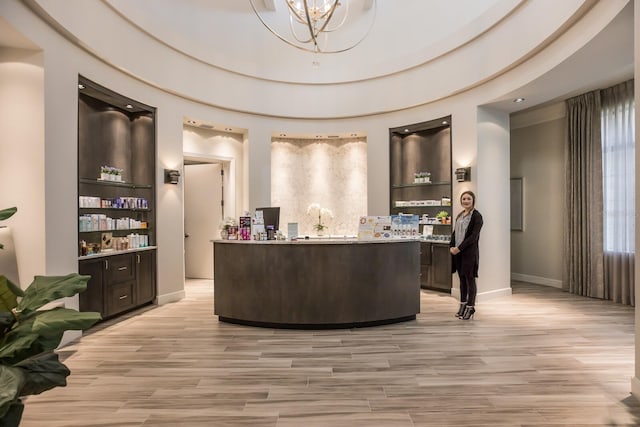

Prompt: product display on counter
[{"left": 239, "top": 216, "right": 252, "bottom": 240}]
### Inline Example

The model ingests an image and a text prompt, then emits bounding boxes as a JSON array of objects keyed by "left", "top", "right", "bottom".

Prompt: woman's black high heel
[
  {"left": 455, "top": 302, "right": 467, "bottom": 318},
  {"left": 461, "top": 306, "right": 475, "bottom": 320}
]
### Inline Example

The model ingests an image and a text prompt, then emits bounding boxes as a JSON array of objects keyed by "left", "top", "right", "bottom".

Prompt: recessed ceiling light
[
  {"left": 404, "top": 129, "right": 409, "bottom": 133},
  {"left": 78, "top": 84, "right": 85, "bottom": 90},
  {"left": 513, "top": 97, "right": 525, "bottom": 103},
  {"left": 442, "top": 120, "right": 448, "bottom": 125},
  {"left": 125, "top": 104, "right": 133, "bottom": 109}
]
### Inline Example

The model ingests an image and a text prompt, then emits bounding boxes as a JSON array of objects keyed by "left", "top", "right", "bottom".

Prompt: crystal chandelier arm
[
  {"left": 313, "top": 0, "right": 341, "bottom": 34},
  {"left": 286, "top": 1, "right": 309, "bottom": 25},
  {"left": 250, "top": 0, "right": 377, "bottom": 54},
  {"left": 289, "top": 13, "right": 314, "bottom": 44},
  {"left": 320, "top": 0, "right": 349, "bottom": 33},
  {"left": 301, "top": 0, "right": 319, "bottom": 50}
]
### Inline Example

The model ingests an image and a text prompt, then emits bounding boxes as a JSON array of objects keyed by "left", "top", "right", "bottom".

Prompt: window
[{"left": 601, "top": 82, "right": 635, "bottom": 253}]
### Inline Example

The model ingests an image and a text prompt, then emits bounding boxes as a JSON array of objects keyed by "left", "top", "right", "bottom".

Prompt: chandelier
[{"left": 250, "top": 0, "right": 377, "bottom": 54}]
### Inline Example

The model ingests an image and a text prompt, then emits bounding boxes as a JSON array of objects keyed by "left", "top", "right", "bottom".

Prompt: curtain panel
[
  {"left": 564, "top": 91, "right": 605, "bottom": 299},
  {"left": 601, "top": 79, "right": 635, "bottom": 305}
]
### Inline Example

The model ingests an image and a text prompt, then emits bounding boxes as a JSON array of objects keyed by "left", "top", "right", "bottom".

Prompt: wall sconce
[
  {"left": 165, "top": 169, "right": 181, "bottom": 184},
  {"left": 455, "top": 167, "right": 470, "bottom": 182}
]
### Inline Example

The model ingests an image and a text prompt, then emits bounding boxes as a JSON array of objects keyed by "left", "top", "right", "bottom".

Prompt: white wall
[
  {"left": 0, "top": 47, "right": 45, "bottom": 285},
  {"left": 476, "top": 106, "right": 512, "bottom": 299}
]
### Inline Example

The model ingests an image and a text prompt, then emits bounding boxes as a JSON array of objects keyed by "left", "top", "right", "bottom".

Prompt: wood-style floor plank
[{"left": 19, "top": 280, "right": 640, "bottom": 427}]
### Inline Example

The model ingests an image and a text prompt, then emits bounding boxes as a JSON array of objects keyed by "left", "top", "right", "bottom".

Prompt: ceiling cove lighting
[{"left": 250, "top": 0, "right": 377, "bottom": 54}]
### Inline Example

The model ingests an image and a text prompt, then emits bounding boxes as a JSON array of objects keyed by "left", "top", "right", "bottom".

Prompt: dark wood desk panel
[{"left": 213, "top": 240, "right": 420, "bottom": 328}]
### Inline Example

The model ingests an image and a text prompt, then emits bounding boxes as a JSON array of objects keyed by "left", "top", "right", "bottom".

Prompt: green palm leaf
[
  {"left": 0, "top": 365, "right": 24, "bottom": 418},
  {"left": 14, "top": 352, "right": 69, "bottom": 396},
  {"left": 0, "top": 276, "right": 23, "bottom": 313},
  {"left": 17, "top": 274, "right": 90, "bottom": 315},
  {"left": 0, "top": 207, "right": 16, "bottom": 222}
]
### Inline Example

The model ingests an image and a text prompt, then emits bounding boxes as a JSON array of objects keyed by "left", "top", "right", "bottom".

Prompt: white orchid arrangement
[
  {"left": 306, "top": 203, "right": 334, "bottom": 232},
  {"left": 219, "top": 216, "right": 236, "bottom": 231}
]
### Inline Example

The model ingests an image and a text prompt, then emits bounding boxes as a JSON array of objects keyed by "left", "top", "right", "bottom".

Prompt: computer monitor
[{"left": 256, "top": 207, "right": 280, "bottom": 231}]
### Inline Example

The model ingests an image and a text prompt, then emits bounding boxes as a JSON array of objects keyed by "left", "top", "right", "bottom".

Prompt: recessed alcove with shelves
[
  {"left": 77, "top": 76, "right": 157, "bottom": 319},
  {"left": 390, "top": 116, "right": 452, "bottom": 292}
]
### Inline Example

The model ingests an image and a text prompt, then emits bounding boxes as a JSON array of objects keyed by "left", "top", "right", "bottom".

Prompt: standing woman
[{"left": 450, "top": 190, "right": 483, "bottom": 320}]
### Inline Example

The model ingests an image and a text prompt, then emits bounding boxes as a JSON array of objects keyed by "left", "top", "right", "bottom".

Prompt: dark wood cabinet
[
  {"left": 391, "top": 116, "right": 453, "bottom": 292},
  {"left": 135, "top": 250, "right": 156, "bottom": 304},
  {"left": 77, "top": 76, "right": 157, "bottom": 320},
  {"left": 431, "top": 243, "right": 452, "bottom": 291},
  {"left": 78, "top": 258, "right": 104, "bottom": 315},
  {"left": 419, "top": 242, "right": 452, "bottom": 292},
  {"left": 79, "top": 250, "right": 156, "bottom": 319}
]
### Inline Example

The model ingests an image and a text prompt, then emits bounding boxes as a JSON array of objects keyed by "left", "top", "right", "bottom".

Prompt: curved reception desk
[{"left": 213, "top": 239, "right": 420, "bottom": 328}]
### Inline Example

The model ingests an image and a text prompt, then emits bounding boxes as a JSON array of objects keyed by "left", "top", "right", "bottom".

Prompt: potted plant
[
  {"left": 219, "top": 217, "right": 236, "bottom": 240},
  {"left": 436, "top": 210, "right": 449, "bottom": 224},
  {"left": 0, "top": 207, "right": 101, "bottom": 426}
]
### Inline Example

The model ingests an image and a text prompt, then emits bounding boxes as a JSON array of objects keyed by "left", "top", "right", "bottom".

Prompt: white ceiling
[
  {"left": 105, "top": 0, "right": 517, "bottom": 84},
  {"left": 103, "top": 0, "right": 635, "bottom": 115},
  {"left": 485, "top": 0, "right": 634, "bottom": 113},
  {"left": 0, "top": 16, "right": 38, "bottom": 49},
  {"left": 0, "top": 0, "right": 634, "bottom": 118}
]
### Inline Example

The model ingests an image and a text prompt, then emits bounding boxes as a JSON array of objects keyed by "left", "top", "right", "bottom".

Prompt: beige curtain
[
  {"left": 601, "top": 80, "right": 635, "bottom": 306},
  {"left": 564, "top": 91, "right": 604, "bottom": 299},
  {"left": 605, "top": 253, "right": 634, "bottom": 305}
]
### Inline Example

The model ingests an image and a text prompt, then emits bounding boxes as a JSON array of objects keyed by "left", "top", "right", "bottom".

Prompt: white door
[{"left": 184, "top": 163, "right": 222, "bottom": 279}]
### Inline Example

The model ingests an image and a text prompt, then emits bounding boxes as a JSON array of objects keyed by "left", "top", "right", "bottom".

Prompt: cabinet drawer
[
  {"left": 106, "top": 281, "right": 136, "bottom": 316},
  {"left": 105, "top": 254, "right": 135, "bottom": 285}
]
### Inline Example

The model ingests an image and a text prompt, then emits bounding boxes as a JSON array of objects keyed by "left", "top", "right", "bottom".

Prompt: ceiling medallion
[{"left": 250, "top": 0, "right": 376, "bottom": 54}]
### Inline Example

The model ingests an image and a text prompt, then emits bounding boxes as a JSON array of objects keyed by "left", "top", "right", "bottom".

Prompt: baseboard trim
[
  {"left": 478, "top": 287, "right": 512, "bottom": 301},
  {"left": 60, "top": 330, "right": 82, "bottom": 347},
  {"left": 512, "top": 273, "right": 563, "bottom": 289},
  {"left": 156, "top": 289, "right": 186, "bottom": 305},
  {"left": 450, "top": 286, "right": 512, "bottom": 302}
]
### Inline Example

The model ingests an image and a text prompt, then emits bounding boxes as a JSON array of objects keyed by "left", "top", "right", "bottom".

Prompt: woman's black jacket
[{"left": 450, "top": 209, "right": 483, "bottom": 277}]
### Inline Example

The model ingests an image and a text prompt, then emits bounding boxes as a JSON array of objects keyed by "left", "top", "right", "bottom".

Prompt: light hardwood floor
[{"left": 20, "top": 280, "right": 640, "bottom": 426}]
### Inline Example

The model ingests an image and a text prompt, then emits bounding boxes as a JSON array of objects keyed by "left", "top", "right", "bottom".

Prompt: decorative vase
[{"left": 220, "top": 229, "right": 229, "bottom": 240}]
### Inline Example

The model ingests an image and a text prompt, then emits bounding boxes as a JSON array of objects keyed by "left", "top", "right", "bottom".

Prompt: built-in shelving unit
[
  {"left": 77, "top": 76, "right": 157, "bottom": 319},
  {"left": 390, "top": 116, "right": 453, "bottom": 292}
]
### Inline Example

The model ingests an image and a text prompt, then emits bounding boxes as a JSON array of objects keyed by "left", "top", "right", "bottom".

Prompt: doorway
[{"left": 183, "top": 159, "right": 225, "bottom": 279}]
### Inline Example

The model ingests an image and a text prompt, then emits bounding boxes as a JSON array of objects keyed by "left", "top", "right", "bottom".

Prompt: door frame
[{"left": 183, "top": 152, "right": 235, "bottom": 279}]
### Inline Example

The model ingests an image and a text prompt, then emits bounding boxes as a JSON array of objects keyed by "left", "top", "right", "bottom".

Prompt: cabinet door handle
[
  {"left": 137, "top": 254, "right": 140, "bottom": 264},
  {"left": 104, "top": 260, "right": 109, "bottom": 270},
  {"left": 119, "top": 294, "right": 128, "bottom": 300},
  {"left": 118, "top": 266, "right": 127, "bottom": 271}
]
